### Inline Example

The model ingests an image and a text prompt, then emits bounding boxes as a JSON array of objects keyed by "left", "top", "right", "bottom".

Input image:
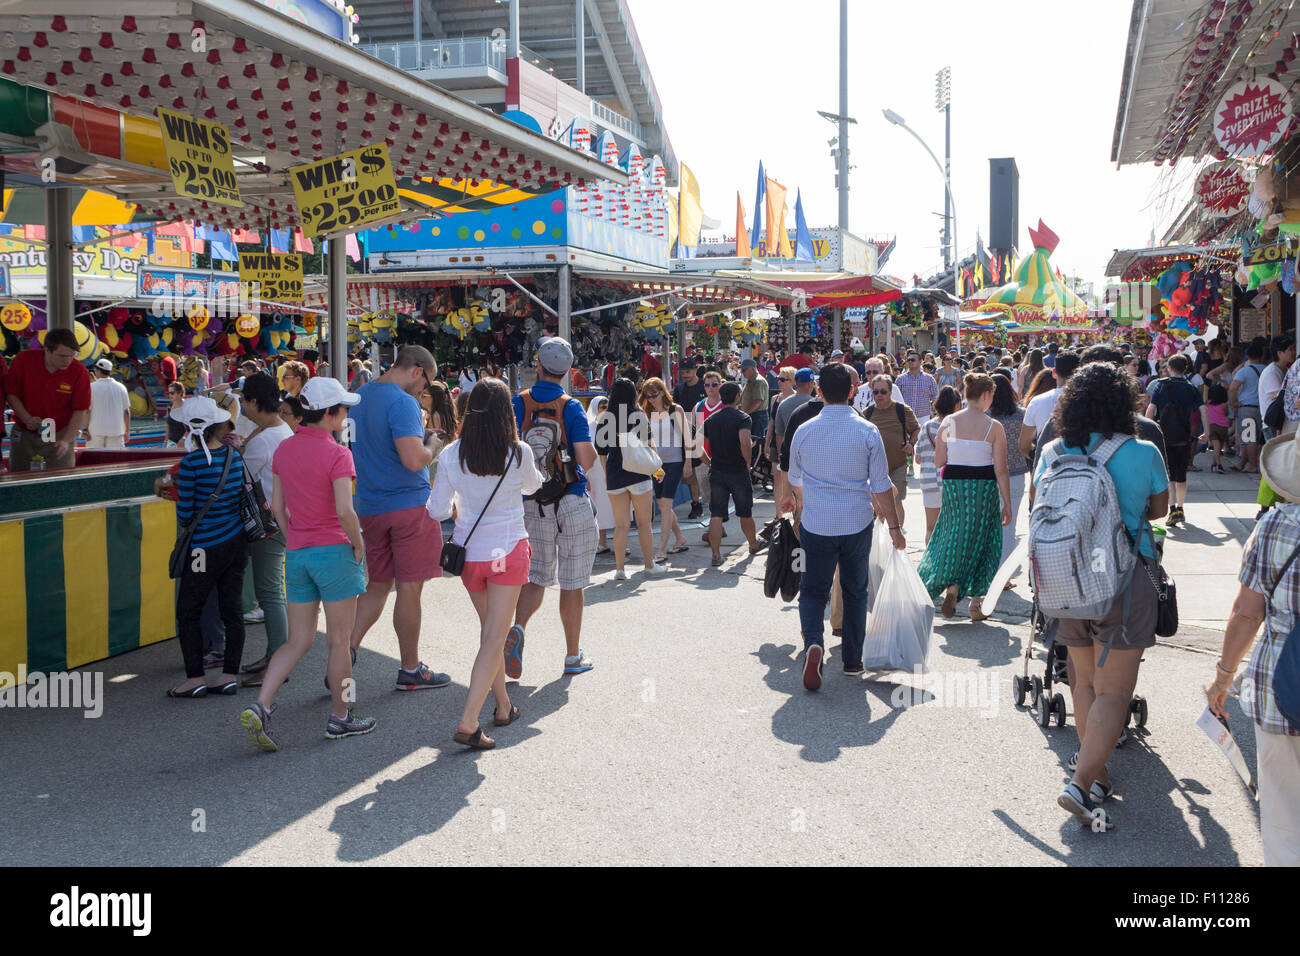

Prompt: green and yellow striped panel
[{"left": 0, "top": 499, "right": 176, "bottom": 677}]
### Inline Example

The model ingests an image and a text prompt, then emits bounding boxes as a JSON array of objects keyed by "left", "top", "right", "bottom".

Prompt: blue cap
[{"left": 794, "top": 368, "right": 816, "bottom": 383}]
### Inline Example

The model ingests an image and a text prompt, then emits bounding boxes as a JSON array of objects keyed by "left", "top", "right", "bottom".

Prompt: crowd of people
[{"left": 106, "top": 325, "right": 1297, "bottom": 862}]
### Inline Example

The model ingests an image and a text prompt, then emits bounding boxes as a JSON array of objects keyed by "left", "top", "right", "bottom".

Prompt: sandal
[
  {"left": 166, "top": 684, "right": 208, "bottom": 698},
  {"left": 969, "top": 598, "right": 989, "bottom": 622},
  {"left": 241, "top": 656, "right": 269, "bottom": 675},
  {"left": 493, "top": 705, "right": 521, "bottom": 727},
  {"left": 667, "top": 545, "right": 689, "bottom": 555},
  {"left": 452, "top": 726, "right": 496, "bottom": 750},
  {"left": 941, "top": 585, "right": 958, "bottom": 619}
]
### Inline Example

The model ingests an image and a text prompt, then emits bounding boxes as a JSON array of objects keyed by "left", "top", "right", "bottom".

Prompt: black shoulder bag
[
  {"left": 169, "top": 447, "right": 235, "bottom": 579},
  {"left": 439, "top": 449, "right": 516, "bottom": 576}
]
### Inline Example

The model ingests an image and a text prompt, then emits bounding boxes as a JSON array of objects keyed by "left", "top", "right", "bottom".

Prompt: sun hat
[
  {"left": 170, "top": 395, "right": 233, "bottom": 463},
  {"left": 299, "top": 376, "right": 361, "bottom": 410},
  {"left": 1261, "top": 430, "right": 1300, "bottom": 502}
]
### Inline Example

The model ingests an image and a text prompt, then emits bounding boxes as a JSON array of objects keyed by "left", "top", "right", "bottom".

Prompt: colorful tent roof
[
  {"left": 976, "top": 221, "right": 1088, "bottom": 323},
  {"left": 0, "top": 188, "right": 152, "bottom": 226}
]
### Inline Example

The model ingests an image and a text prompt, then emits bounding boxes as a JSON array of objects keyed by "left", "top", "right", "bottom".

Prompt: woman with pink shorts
[{"left": 427, "top": 379, "right": 544, "bottom": 749}]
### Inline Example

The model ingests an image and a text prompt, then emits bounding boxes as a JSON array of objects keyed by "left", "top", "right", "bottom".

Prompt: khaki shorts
[
  {"left": 1054, "top": 558, "right": 1159, "bottom": 651},
  {"left": 889, "top": 464, "right": 908, "bottom": 499},
  {"left": 8, "top": 426, "right": 76, "bottom": 470}
]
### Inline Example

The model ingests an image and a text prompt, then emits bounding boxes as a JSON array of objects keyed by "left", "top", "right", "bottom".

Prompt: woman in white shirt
[
  {"left": 234, "top": 371, "right": 295, "bottom": 684},
  {"left": 428, "top": 378, "right": 543, "bottom": 750}
]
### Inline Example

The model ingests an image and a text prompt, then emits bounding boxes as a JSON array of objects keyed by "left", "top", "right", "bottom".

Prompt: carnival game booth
[{"left": 0, "top": 0, "right": 624, "bottom": 682}]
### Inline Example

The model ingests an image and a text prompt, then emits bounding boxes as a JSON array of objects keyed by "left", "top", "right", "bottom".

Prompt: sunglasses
[
  {"left": 779, "top": 377, "right": 792, "bottom": 382},
  {"left": 705, "top": 382, "right": 721, "bottom": 387},
  {"left": 871, "top": 388, "right": 890, "bottom": 396}
]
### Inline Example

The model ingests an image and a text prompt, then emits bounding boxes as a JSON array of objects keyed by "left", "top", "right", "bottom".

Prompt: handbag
[
  {"left": 621, "top": 428, "right": 662, "bottom": 476},
  {"left": 169, "top": 447, "right": 235, "bottom": 579},
  {"left": 439, "top": 450, "right": 514, "bottom": 576},
  {"left": 1141, "top": 557, "right": 1178, "bottom": 638},
  {"left": 237, "top": 427, "right": 280, "bottom": 542}
]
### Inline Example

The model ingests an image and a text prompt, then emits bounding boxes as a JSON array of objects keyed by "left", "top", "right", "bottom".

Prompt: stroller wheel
[
  {"left": 1052, "top": 692, "right": 1067, "bottom": 728},
  {"left": 1036, "top": 691, "right": 1052, "bottom": 728},
  {"left": 1012, "top": 674, "right": 1027, "bottom": 707},
  {"left": 1031, "top": 675, "right": 1043, "bottom": 703},
  {"left": 1131, "top": 696, "right": 1149, "bottom": 729}
]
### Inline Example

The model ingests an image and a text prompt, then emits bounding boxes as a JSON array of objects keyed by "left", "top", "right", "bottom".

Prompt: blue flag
[
  {"left": 794, "top": 190, "right": 814, "bottom": 261},
  {"left": 196, "top": 225, "right": 238, "bottom": 262},
  {"left": 270, "top": 228, "right": 291, "bottom": 253},
  {"left": 72, "top": 225, "right": 97, "bottom": 243},
  {"left": 750, "top": 161, "right": 765, "bottom": 250}
]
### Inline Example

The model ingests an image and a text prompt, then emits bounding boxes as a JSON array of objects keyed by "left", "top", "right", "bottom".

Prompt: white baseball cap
[
  {"left": 299, "top": 376, "right": 361, "bottom": 410},
  {"left": 95, "top": 358, "right": 114, "bottom": 372}
]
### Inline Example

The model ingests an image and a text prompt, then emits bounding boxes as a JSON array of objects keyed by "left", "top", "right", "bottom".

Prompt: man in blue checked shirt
[{"left": 781, "top": 363, "right": 906, "bottom": 692}]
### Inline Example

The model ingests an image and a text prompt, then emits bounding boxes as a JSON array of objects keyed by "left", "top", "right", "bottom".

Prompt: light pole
[{"left": 882, "top": 107, "right": 961, "bottom": 352}]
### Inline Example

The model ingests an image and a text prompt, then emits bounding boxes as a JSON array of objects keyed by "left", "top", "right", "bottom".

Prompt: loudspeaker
[{"left": 989, "top": 158, "right": 1019, "bottom": 253}]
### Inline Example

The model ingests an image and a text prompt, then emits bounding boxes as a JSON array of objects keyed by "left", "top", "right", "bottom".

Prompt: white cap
[
  {"left": 300, "top": 376, "right": 361, "bottom": 410},
  {"left": 95, "top": 358, "right": 113, "bottom": 372}
]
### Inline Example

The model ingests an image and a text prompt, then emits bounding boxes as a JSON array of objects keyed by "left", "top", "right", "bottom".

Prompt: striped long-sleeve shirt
[{"left": 176, "top": 446, "right": 245, "bottom": 549}]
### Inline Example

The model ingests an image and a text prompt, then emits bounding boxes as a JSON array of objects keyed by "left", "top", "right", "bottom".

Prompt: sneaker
[
  {"left": 1167, "top": 507, "right": 1183, "bottom": 527},
  {"left": 802, "top": 645, "right": 824, "bottom": 692},
  {"left": 613, "top": 568, "right": 628, "bottom": 581},
  {"left": 243, "top": 606, "right": 266, "bottom": 624},
  {"left": 503, "top": 625, "right": 525, "bottom": 680},
  {"left": 843, "top": 665, "right": 865, "bottom": 677},
  {"left": 645, "top": 562, "right": 668, "bottom": 576},
  {"left": 325, "top": 709, "right": 378, "bottom": 739},
  {"left": 687, "top": 501, "right": 703, "bottom": 520},
  {"left": 711, "top": 555, "right": 724, "bottom": 567},
  {"left": 325, "top": 645, "right": 358, "bottom": 691},
  {"left": 1058, "top": 781, "right": 1114, "bottom": 831},
  {"left": 563, "top": 649, "right": 594, "bottom": 675},
  {"left": 1090, "top": 780, "right": 1114, "bottom": 803},
  {"left": 1212, "top": 464, "right": 1226, "bottom": 474},
  {"left": 395, "top": 662, "right": 451, "bottom": 691},
  {"left": 1067, "top": 751, "right": 1078, "bottom": 773},
  {"left": 239, "top": 702, "right": 278, "bottom": 752}
]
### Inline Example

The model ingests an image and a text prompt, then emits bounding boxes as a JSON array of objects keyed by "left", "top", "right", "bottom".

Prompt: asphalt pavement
[{"left": 0, "top": 465, "right": 1267, "bottom": 866}]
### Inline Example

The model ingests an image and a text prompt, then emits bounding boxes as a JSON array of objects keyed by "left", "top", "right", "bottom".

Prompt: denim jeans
[{"left": 798, "top": 523, "right": 872, "bottom": 669}]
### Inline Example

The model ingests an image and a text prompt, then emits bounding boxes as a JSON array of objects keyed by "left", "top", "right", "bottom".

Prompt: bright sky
[{"left": 630, "top": 0, "right": 1182, "bottom": 294}]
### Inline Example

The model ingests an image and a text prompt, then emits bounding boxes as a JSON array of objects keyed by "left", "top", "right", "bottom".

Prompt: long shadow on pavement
[{"left": 755, "top": 643, "right": 905, "bottom": 762}]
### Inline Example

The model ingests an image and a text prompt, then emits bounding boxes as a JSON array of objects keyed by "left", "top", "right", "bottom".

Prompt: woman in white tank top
[{"left": 916, "top": 373, "right": 1012, "bottom": 621}]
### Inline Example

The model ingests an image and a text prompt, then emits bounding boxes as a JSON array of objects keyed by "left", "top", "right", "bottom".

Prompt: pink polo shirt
[{"left": 272, "top": 426, "right": 356, "bottom": 550}]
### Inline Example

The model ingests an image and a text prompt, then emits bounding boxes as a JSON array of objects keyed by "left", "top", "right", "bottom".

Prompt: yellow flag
[
  {"left": 678, "top": 162, "right": 703, "bottom": 249},
  {"left": 736, "top": 193, "right": 751, "bottom": 257},
  {"left": 667, "top": 195, "right": 679, "bottom": 252}
]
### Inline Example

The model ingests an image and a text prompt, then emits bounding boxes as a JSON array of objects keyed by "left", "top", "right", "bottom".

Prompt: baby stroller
[
  {"left": 1012, "top": 584, "right": 1150, "bottom": 737},
  {"left": 750, "top": 434, "right": 774, "bottom": 494}
]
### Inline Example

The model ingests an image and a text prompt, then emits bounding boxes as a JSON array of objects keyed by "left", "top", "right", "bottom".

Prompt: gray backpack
[{"left": 1029, "top": 435, "right": 1137, "bottom": 625}]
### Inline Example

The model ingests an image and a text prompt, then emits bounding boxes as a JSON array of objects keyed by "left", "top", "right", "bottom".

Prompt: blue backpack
[{"left": 1268, "top": 543, "right": 1300, "bottom": 730}]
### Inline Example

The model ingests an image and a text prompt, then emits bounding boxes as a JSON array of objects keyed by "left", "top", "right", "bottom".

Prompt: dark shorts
[
  {"left": 1166, "top": 443, "right": 1190, "bottom": 483},
  {"left": 653, "top": 460, "right": 684, "bottom": 500},
  {"left": 1054, "top": 558, "right": 1159, "bottom": 651},
  {"left": 709, "top": 468, "right": 753, "bottom": 519}
]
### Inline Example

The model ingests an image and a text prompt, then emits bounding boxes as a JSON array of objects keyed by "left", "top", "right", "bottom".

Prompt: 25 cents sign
[
  {"left": 290, "top": 146, "right": 400, "bottom": 239},
  {"left": 239, "top": 252, "right": 304, "bottom": 302},
  {"left": 157, "top": 108, "right": 242, "bottom": 208}
]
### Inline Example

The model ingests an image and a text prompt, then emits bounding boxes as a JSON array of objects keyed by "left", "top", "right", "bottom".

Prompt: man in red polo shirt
[{"left": 6, "top": 329, "right": 91, "bottom": 470}]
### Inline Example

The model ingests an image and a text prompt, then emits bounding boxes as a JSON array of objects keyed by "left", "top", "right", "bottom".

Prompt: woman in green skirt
[{"left": 917, "top": 373, "right": 1012, "bottom": 621}]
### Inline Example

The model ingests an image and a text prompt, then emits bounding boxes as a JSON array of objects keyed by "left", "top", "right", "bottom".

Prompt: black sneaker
[
  {"left": 395, "top": 662, "right": 451, "bottom": 691},
  {"left": 325, "top": 646, "right": 358, "bottom": 691},
  {"left": 688, "top": 501, "right": 703, "bottom": 520},
  {"left": 1058, "top": 781, "right": 1114, "bottom": 831},
  {"left": 1167, "top": 507, "right": 1183, "bottom": 527}
]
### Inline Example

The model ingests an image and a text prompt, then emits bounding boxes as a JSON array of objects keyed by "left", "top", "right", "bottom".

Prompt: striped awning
[{"left": 976, "top": 221, "right": 1088, "bottom": 323}]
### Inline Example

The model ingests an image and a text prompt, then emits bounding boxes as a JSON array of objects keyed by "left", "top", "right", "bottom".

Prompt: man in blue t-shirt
[
  {"left": 345, "top": 345, "right": 451, "bottom": 691},
  {"left": 505, "top": 337, "right": 599, "bottom": 681}
]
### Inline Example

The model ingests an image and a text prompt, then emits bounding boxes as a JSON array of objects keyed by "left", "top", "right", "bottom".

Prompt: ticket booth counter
[{"left": 0, "top": 450, "right": 182, "bottom": 678}]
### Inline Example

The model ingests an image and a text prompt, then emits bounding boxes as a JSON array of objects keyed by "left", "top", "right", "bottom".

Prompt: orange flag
[
  {"left": 736, "top": 193, "right": 751, "bottom": 257},
  {"left": 765, "top": 176, "right": 792, "bottom": 258}
]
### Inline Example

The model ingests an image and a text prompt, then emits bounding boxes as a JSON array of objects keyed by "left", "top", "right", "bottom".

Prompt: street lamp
[{"left": 882, "top": 107, "right": 961, "bottom": 351}]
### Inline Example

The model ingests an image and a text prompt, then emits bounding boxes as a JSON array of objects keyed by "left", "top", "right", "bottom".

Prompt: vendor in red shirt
[
  {"left": 640, "top": 346, "right": 662, "bottom": 380},
  {"left": 781, "top": 341, "right": 815, "bottom": 371},
  {"left": 6, "top": 328, "right": 92, "bottom": 470}
]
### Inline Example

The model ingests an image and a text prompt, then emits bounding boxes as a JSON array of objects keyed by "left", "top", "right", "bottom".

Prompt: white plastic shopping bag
[
  {"left": 867, "top": 516, "right": 890, "bottom": 613},
  {"left": 863, "top": 545, "right": 935, "bottom": 673}
]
